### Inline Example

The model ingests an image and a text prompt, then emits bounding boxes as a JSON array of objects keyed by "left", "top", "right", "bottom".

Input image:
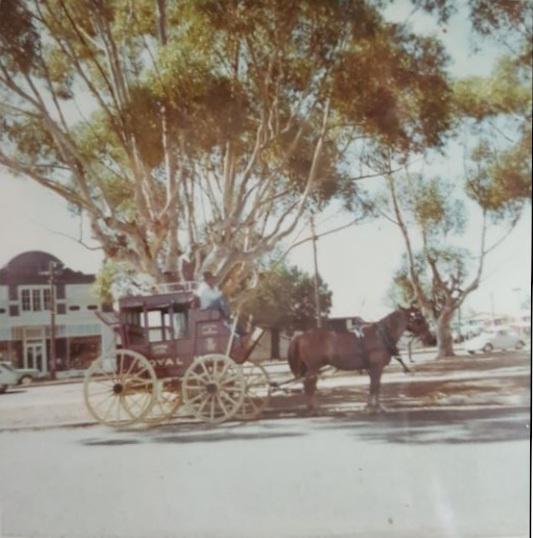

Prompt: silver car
[
  {"left": 465, "top": 328, "right": 526, "bottom": 354},
  {"left": 0, "top": 362, "right": 40, "bottom": 393}
]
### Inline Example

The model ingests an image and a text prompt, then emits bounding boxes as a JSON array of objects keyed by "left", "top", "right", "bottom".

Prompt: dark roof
[{"left": 0, "top": 251, "right": 95, "bottom": 285}]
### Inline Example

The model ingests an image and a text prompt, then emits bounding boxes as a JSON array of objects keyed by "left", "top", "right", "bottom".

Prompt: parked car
[
  {"left": 0, "top": 362, "right": 39, "bottom": 393},
  {"left": 465, "top": 328, "right": 526, "bottom": 354}
]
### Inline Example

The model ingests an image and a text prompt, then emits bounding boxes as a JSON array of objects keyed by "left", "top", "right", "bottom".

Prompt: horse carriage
[
  {"left": 83, "top": 284, "right": 271, "bottom": 427},
  {"left": 84, "top": 280, "right": 434, "bottom": 426}
]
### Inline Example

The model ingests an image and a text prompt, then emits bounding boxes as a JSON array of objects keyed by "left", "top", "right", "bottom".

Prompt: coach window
[{"left": 143, "top": 310, "right": 166, "bottom": 342}]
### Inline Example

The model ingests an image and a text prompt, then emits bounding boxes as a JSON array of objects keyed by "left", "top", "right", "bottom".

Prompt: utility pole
[
  {"left": 40, "top": 261, "right": 59, "bottom": 380},
  {"left": 310, "top": 215, "right": 322, "bottom": 328},
  {"left": 49, "top": 261, "right": 58, "bottom": 380}
]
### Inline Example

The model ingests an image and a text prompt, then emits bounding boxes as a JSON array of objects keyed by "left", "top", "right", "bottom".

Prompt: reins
[
  {"left": 376, "top": 313, "right": 413, "bottom": 374},
  {"left": 268, "top": 365, "right": 336, "bottom": 394}
]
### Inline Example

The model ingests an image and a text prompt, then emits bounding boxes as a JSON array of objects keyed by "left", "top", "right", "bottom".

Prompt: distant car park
[{"left": 465, "top": 328, "right": 526, "bottom": 354}]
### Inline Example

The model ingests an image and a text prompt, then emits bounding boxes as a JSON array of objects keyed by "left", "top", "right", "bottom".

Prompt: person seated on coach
[{"left": 194, "top": 271, "right": 231, "bottom": 319}]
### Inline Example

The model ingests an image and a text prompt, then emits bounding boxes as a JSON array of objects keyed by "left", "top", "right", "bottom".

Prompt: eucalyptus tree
[
  {"left": 0, "top": 0, "right": 452, "bottom": 290},
  {"left": 384, "top": 172, "right": 496, "bottom": 358},
  {"left": 383, "top": 79, "right": 530, "bottom": 358},
  {"left": 380, "top": 0, "right": 531, "bottom": 358}
]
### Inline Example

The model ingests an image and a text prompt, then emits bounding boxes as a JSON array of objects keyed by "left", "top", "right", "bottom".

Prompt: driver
[{"left": 194, "top": 271, "right": 230, "bottom": 319}]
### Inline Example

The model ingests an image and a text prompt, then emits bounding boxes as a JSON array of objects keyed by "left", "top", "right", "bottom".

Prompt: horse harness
[
  {"left": 376, "top": 322, "right": 401, "bottom": 358},
  {"left": 350, "top": 321, "right": 411, "bottom": 373}
]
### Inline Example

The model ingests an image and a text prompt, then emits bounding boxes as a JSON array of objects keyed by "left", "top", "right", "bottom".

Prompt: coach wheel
[
  {"left": 142, "top": 378, "right": 181, "bottom": 426},
  {"left": 84, "top": 350, "right": 157, "bottom": 427},
  {"left": 235, "top": 361, "right": 271, "bottom": 420},
  {"left": 182, "top": 354, "right": 246, "bottom": 424}
]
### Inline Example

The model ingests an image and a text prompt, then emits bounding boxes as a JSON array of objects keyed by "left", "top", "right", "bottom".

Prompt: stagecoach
[{"left": 84, "top": 284, "right": 271, "bottom": 427}]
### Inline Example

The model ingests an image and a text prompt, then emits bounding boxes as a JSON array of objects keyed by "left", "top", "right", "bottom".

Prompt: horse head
[{"left": 400, "top": 305, "right": 434, "bottom": 345}]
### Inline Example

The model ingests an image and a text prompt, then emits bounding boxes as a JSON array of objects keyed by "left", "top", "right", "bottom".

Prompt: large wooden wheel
[
  {"left": 142, "top": 378, "right": 181, "bottom": 425},
  {"left": 182, "top": 354, "right": 246, "bottom": 424},
  {"left": 84, "top": 349, "right": 157, "bottom": 427},
  {"left": 235, "top": 361, "right": 271, "bottom": 420}
]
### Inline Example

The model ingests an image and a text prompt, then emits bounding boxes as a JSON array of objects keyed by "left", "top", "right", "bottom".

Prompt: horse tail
[{"left": 288, "top": 336, "right": 307, "bottom": 378}]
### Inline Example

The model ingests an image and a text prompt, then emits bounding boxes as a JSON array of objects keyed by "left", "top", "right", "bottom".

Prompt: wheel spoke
[
  {"left": 219, "top": 373, "right": 242, "bottom": 386},
  {"left": 220, "top": 391, "right": 239, "bottom": 408},
  {"left": 126, "top": 394, "right": 144, "bottom": 414},
  {"left": 116, "top": 397, "right": 122, "bottom": 421},
  {"left": 125, "top": 356, "right": 137, "bottom": 376},
  {"left": 197, "top": 395, "right": 211, "bottom": 416},
  {"left": 209, "top": 397, "right": 216, "bottom": 421},
  {"left": 199, "top": 361, "right": 210, "bottom": 376},
  {"left": 95, "top": 392, "right": 115, "bottom": 411},
  {"left": 188, "top": 370, "right": 210, "bottom": 383},
  {"left": 101, "top": 397, "right": 116, "bottom": 421},
  {"left": 216, "top": 394, "right": 229, "bottom": 416},
  {"left": 187, "top": 392, "right": 207, "bottom": 406}
]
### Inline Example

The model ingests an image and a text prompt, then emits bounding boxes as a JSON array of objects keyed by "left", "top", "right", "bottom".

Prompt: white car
[
  {"left": 465, "top": 328, "right": 526, "bottom": 354},
  {"left": 0, "top": 362, "right": 39, "bottom": 393}
]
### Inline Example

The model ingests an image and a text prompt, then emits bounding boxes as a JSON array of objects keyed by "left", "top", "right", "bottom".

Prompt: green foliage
[
  {"left": 388, "top": 247, "right": 471, "bottom": 318},
  {"left": 242, "top": 263, "right": 332, "bottom": 331},
  {"left": 466, "top": 131, "right": 532, "bottom": 218},
  {"left": 453, "top": 53, "right": 531, "bottom": 221},
  {"left": 453, "top": 57, "right": 531, "bottom": 121},
  {"left": 0, "top": 0, "right": 453, "bottom": 281},
  {"left": 399, "top": 174, "right": 466, "bottom": 237},
  {"left": 93, "top": 260, "right": 123, "bottom": 306}
]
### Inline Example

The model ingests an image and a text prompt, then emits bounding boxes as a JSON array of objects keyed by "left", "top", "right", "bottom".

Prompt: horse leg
[
  {"left": 303, "top": 372, "right": 319, "bottom": 414},
  {"left": 365, "top": 366, "right": 386, "bottom": 414}
]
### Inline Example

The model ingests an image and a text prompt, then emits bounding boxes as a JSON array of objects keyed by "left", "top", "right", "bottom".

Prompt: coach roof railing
[{"left": 155, "top": 281, "right": 198, "bottom": 294}]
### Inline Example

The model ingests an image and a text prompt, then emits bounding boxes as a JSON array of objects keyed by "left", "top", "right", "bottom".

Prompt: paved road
[
  {"left": 0, "top": 351, "right": 530, "bottom": 538},
  {"left": 0, "top": 411, "right": 529, "bottom": 538}
]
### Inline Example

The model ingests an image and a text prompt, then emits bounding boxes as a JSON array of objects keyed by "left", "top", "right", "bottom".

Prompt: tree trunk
[{"left": 435, "top": 308, "right": 455, "bottom": 359}]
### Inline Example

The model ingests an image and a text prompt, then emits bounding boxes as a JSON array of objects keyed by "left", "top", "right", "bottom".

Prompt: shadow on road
[
  {"left": 78, "top": 404, "right": 529, "bottom": 449},
  {"left": 77, "top": 353, "right": 530, "bottom": 448},
  {"left": 315, "top": 405, "right": 530, "bottom": 445}
]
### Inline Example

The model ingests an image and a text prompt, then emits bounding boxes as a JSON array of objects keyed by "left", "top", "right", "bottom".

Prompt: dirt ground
[
  {"left": 0, "top": 349, "right": 529, "bottom": 433},
  {"left": 263, "top": 350, "right": 531, "bottom": 441}
]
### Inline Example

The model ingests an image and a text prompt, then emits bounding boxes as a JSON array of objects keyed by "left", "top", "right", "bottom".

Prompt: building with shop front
[{"left": 0, "top": 251, "right": 113, "bottom": 376}]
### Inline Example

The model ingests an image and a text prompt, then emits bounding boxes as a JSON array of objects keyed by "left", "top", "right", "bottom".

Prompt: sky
[{"left": 0, "top": 1, "right": 530, "bottom": 321}]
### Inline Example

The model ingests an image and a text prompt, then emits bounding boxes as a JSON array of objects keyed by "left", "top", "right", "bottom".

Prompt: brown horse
[{"left": 287, "top": 305, "right": 433, "bottom": 413}]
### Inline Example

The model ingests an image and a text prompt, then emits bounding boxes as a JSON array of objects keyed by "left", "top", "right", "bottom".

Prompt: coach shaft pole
[{"left": 310, "top": 215, "right": 322, "bottom": 329}]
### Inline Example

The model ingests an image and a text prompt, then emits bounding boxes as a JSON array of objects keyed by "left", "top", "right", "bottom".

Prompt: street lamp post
[
  {"left": 40, "top": 261, "right": 61, "bottom": 380},
  {"left": 49, "top": 263, "right": 57, "bottom": 380}
]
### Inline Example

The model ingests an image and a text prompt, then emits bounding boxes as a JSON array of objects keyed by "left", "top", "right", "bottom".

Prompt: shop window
[
  {"left": 43, "top": 289, "right": 51, "bottom": 311},
  {"left": 32, "top": 289, "right": 42, "bottom": 311},
  {"left": 21, "top": 289, "right": 31, "bottom": 311}
]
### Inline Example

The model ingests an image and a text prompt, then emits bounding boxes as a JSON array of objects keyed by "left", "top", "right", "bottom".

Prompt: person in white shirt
[{"left": 195, "top": 271, "right": 230, "bottom": 318}]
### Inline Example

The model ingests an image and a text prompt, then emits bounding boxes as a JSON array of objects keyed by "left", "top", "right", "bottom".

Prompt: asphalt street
[{"left": 0, "top": 351, "right": 530, "bottom": 538}]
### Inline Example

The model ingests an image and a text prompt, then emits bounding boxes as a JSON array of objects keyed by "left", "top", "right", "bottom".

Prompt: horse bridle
[{"left": 405, "top": 308, "right": 427, "bottom": 337}]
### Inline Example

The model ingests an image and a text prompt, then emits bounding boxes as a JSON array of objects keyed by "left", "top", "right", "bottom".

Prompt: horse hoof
[{"left": 365, "top": 405, "right": 387, "bottom": 415}]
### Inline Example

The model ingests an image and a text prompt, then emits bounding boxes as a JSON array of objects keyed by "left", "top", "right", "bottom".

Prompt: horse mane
[{"left": 376, "top": 308, "right": 408, "bottom": 341}]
